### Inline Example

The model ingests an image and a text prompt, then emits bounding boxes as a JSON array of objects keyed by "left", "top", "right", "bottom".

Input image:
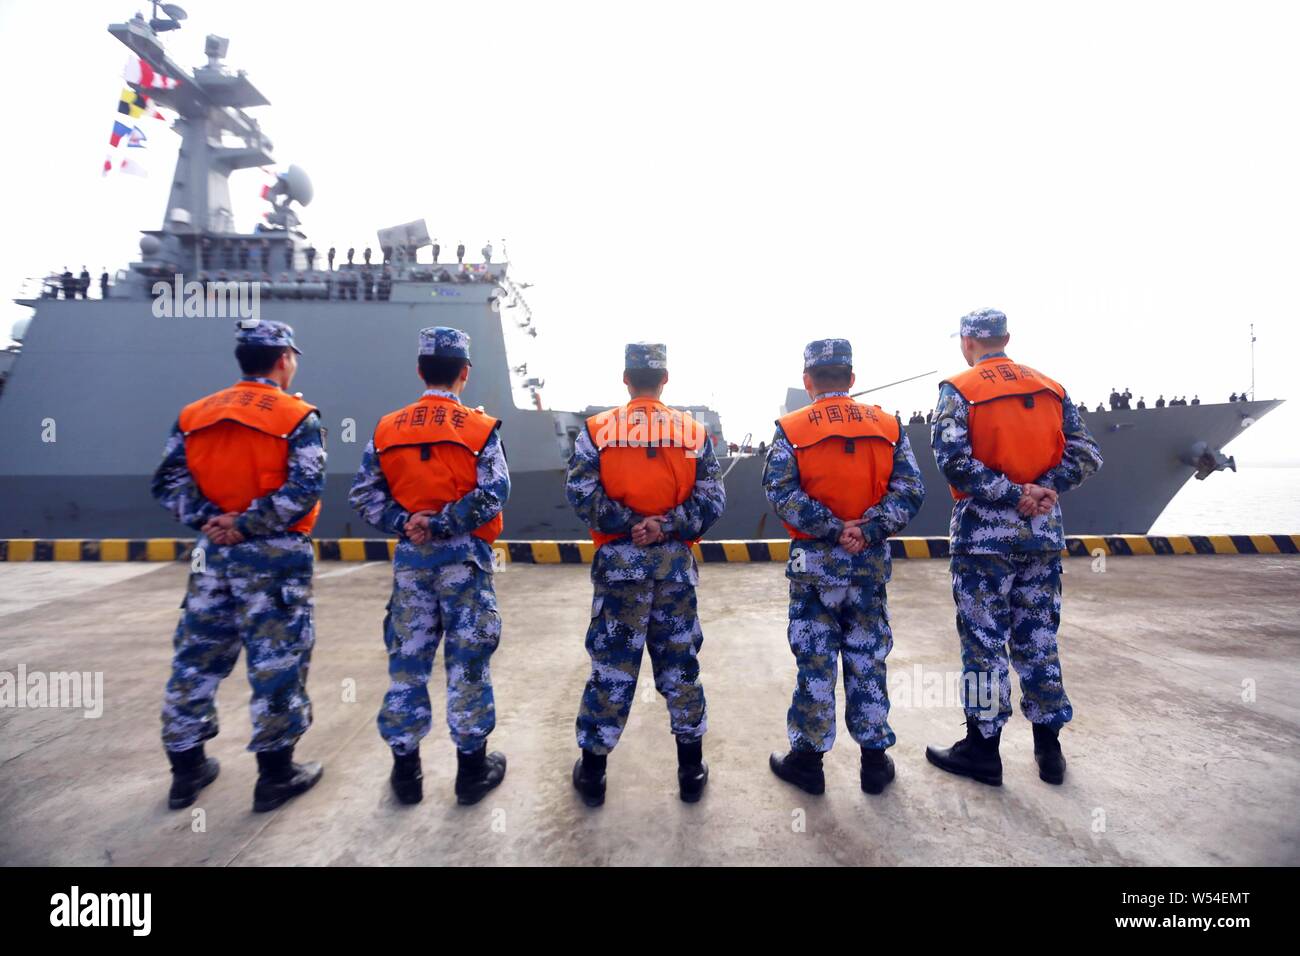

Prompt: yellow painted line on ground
[
  {"left": 146, "top": 539, "right": 176, "bottom": 561},
  {"left": 100, "top": 539, "right": 129, "bottom": 561},
  {"left": 1116, "top": 535, "right": 1156, "bottom": 556},
  {"left": 337, "top": 539, "right": 368, "bottom": 562},
  {"left": 6, "top": 540, "right": 35, "bottom": 561},
  {"left": 721, "top": 542, "right": 751, "bottom": 562},
  {"left": 900, "top": 538, "right": 931, "bottom": 559},
  {"left": 1249, "top": 534, "right": 1280, "bottom": 555},
  {"left": 6, "top": 536, "right": 1300, "bottom": 561},
  {"left": 1207, "top": 535, "right": 1239, "bottom": 555},
  {"left": 53, "top": 540, "right": 82, "bottom": 561},
  {"left": 1075, "top": 535, "right": 1109, "bottom": 555},
  {"left": 530, "top": 541, "right": 562, "bottom": 564}
]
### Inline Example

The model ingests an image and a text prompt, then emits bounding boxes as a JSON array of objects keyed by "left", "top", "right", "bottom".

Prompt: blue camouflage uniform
[
  {"left": 349, "top": 326, "right": 510, "bottom": 757},
  {"left": 763, "top": 338, "right": 926, "bottom": 754},
  {"left": 932, "top": 309, "right": 1103, "bottom": 737},
  {"left": 153, "top": 320, "right": 325, "bottom": 755},
  {"left": 568, "top": 342, "right": 727, "bottom": 755}
]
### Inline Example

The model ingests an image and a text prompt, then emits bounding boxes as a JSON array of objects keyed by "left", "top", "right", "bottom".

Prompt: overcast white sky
[{"left": 1, "top": 0, "right": 1295, "bottom": 462}]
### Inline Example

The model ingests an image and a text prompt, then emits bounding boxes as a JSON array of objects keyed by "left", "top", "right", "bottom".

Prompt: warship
[{"left": 0, "top": 6, "right": 1283, "bottom": 542}]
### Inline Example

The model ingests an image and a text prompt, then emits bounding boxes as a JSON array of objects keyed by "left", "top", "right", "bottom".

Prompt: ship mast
[
  {"left": 1250, "top": 323, "right": 1256, "bottom": 401},
  {"left": 109, "top": 9, "right": 278, "bottom": 271}
]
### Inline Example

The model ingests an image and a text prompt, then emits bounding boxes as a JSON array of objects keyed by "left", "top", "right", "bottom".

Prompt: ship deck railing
[{"left": 16, "top": 260, "right": 506, "bottom": 304}]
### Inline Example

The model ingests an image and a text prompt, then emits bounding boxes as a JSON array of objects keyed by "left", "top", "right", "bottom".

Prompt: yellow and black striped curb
[{"left": 1, "top": 535, "right": 1298, "bottom": 562}]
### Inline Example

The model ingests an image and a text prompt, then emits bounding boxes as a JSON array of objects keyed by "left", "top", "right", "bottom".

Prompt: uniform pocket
[
  {"left": 274, "top": 577, "right": 315, "bottom": 654},
  {"left": 279, "top": 579, "right": 313, "bottom": 610}
]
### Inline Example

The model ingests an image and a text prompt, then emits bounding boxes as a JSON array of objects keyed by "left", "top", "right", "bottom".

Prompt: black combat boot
[
  {"left": 252, "top": 747, "right": 324, "bottom": 812},
  {"left": 453, "top": 746, "right": 507, "bottom": 805},
  {"left": 390, "top": 749, "right": 423, "bottom": 805},
  {"left": 572, "top": 749, "right": 607, "bottom": 808},
  {"left": 166, "top": 744, "right": 220, "bottom": 810},
  {"left": 860, "top": 747, "right": 896, "bottom": 795},
  {"left": 676, "top": 736, "right": 709, "bottom": 803},
  {"left": 769, "top": 748, "right": 825, "bottom": 795},
  {"left": 925, "top": 717, "right": 1002, "bottom": 786},
  {"left": 1032, "top": 723, "right": 1067, "bottom": 785}
]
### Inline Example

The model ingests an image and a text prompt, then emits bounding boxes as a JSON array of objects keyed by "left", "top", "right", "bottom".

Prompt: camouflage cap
[
  {"left": 625, "top": 342, "right": 667, "bottom": 370},
  {"left": 958, "top": 308, "right": 1007, "bottom": 338},
  {"left": 803, "top": 338, "right": 852, "bottom": 369},
  {"left": 236, "top": 318, "right": 301, "bottom": 354},
  {"left": 419, "top": 326, "right": 472, "bottom": 364}
]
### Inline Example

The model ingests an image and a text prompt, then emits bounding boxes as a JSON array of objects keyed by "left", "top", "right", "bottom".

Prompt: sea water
[{"left": 1149, "top": 465, "right": 1300, "bottom": 535}]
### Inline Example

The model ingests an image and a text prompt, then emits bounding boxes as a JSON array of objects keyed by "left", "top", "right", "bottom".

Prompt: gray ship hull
[
  {"left": 0, "top": 297, "right": 1281, "bottom": 539},
  {"left": 707, "top": 399, "right": 1283, "bottom": 539},
  {"left": 0, "top": 291, "right": 572, "bottom": 538}
]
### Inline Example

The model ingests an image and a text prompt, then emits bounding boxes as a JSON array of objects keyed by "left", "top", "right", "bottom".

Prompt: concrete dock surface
[{"left": 1, "top": 555, "right": 1297, "bottom": 867}]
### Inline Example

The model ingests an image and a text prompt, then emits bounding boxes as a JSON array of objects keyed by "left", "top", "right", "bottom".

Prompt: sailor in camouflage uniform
[
  {"left": 567, "top": 343, "right": 726, "bottom": 806},
  {"left": 763, "top": 338, "right": 925, "bottom": 795},
  {"left": 349, "top": 327, "right": 510, "bottom": 806},
  {"left": 925, "top": 309, "right": 1102, "bottom": 785},
  {"left": 152, "top": 319, "right": 326, "bottom": 813}
]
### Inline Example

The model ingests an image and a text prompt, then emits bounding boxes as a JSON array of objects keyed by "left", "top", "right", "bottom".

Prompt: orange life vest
[
  {"left": 373, "top": 394, "right": 503, "bottom": 543},
  {"left": 943, "top": 357, "right": 1066, "bottom": 500},
  {"left": 178, "top": 381, "right": 321, "bottom": 535},
  {"left": 585, "top": 397, "right": 706, "bottom": 548},
  {"left": 777, "top": 396, "right": 899, "bottom": 540}
]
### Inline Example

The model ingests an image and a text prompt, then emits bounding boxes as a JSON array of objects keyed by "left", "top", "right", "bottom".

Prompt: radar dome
[
  {"left": 140, "top": 235, "right": 162, "bottom": 256},
  {"left": 283, "top": 165, "right": 313, "bottom": 207}
]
